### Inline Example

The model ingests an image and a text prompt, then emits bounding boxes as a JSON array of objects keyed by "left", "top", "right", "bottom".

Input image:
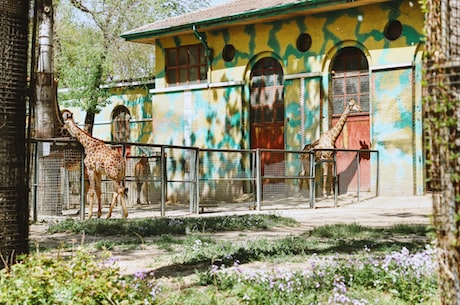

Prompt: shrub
[{"left": 0, "top": 250, "right": 159, "bottom": 305}]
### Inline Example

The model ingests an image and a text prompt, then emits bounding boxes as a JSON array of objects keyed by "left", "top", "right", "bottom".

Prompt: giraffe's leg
[
  {"left": 87, "top": 188, "right": 95, "bottom": 218},
  {"left": 120, "top": 186, "right": 129, "bottom": 218},
  {"left": 107, "top": 182, "right": 128, "bottom": 218},
  {"left": 142, "top": 181, "right": 149, "bottom": 204},
  {"left": 325, "top": 162, "right": 333, "bottom": 196},
  {"left": 107, "top": 192, "right": 117, "bottom": 219},
  {"left": 87, "top": 171, "right": 96, "bottom": 218},
  {"left": 299, "top": 157, "right": 311, "bottom": 192},
  {"left": 315, "top": 162, "right": 326, "bottom": 197},
  {"left": 136, "top": 182, "right": 142, "bottom": 204},
  {"left": 95, "top": 173, "right": 102, "bottom": 218}
]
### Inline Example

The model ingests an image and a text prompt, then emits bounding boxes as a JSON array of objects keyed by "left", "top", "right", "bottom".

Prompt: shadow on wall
[{"left": 338, "top": 140, "right": 371, "bottom": 195}]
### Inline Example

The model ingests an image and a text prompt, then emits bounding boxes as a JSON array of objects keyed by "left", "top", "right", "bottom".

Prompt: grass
[
  {"left": 20, "top": 217, "right": 436, "bottom": 304},
  {"left": 47, "top": 213, "right": 298, "bottom": 236}
]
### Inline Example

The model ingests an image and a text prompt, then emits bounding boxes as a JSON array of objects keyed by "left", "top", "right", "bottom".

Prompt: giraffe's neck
[
  {"left": 66, "top": 120, "right": 101, "bottom": 152},
  {"left": 329, "top": 105, "right": 351, "bottom": 144}
]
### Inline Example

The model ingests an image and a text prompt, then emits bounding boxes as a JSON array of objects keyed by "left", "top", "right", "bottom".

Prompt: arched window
[
  {"left": 331, "top": 47, "right": 369, "bottom": 116},
  {"left": 111, "top": 105, "right": 131, "bottom": 142},
  {"left": 250, "top": 57, "right": 284, "bottom": 125}
]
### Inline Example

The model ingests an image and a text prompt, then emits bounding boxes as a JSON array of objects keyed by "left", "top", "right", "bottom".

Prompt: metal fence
[{"left": 29, "top": 138, "right": 379, "bottom": 220}]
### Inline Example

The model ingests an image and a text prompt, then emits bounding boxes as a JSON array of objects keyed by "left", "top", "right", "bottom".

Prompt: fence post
[
  {"left": 356, "top": 152, "right": 361, "bottom": 202},
  {"left": 80, "top": 150, "right": 85, "bottom": 221},
  {"left": 376, "top": 150, "right": 380, "bottom": 197},
  {"left": 32, "top": 142, "right": 38, "bottom": 222},
  {"left": 189, "top": 149, "right": 199, "bottom": 214},
  {"left": 160, "top": 146, "right": 167, "bottom": 217},
  {"left": 333, "top": 151, "right": 338, "bottom": 208},
  {"left": 256, "top": 149, "right": 262, "bottom": 211},
  {"left": 309, "top": 151, "right": 315, "bottom": 209}
]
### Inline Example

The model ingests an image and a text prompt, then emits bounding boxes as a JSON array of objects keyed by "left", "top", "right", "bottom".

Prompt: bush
[{"left": 0, "top": 250, "right": 159, "bottom": 305}]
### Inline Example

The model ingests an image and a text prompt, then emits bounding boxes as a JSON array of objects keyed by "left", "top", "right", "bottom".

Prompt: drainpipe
[{"left": 193, "top": 25, "right": 212, "bottom": 84}]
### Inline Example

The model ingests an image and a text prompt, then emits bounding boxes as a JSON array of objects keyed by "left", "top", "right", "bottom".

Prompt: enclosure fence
[{"left": 29, "top": 138, "right": 379, "bottom": 220}]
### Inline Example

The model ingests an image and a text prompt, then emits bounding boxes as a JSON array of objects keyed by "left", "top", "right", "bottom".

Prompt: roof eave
[{"left": 120, "top": 0, "right": 389, "bottom": 44}]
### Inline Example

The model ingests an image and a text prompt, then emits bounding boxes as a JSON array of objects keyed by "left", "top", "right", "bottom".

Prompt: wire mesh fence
[
  {"left": 29, "top": 139, "right": 379, "bottom": 220},
  {"left": 0, "top": 0, "right": 31, "bottom": 262}
]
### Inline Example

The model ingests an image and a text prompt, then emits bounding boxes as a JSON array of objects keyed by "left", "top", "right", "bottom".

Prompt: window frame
[
  {"left": 331, "top": 47, "right": 370, "bottom": 117},
  {"left": 111, "top": 105, "right": 131, "bottom": 143},
  {"left": 165, "top": 44, "right": 208, "bottom": 86},
  {"left": 250, "top": 57, "right": 284, "bottom": 124}
]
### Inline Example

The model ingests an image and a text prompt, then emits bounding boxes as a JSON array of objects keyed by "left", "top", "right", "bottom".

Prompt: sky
[{"left": 210, "top": 0, "right": 232, "bottom": 7}]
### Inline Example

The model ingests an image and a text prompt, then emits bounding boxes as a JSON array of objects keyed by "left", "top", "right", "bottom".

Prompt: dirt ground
[{"left": 29, "top": 195, "right": 433, "bottom": 275}]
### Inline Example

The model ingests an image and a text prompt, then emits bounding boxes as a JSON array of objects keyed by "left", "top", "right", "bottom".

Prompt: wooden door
[
  {"left": 250, "top": 58, "right": 284, "bottom": 175},
  {"left": 331, "top": 47, "right": 371, "bottom": 193}
]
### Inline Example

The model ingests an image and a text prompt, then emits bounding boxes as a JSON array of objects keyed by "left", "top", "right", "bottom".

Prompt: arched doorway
[
  {"left": 250, "top": 57, "right": 285, "bottom": 178},
  {"left": 111, "top": 105, "right": 131, "bottom": 156},
  {"left": 250, "top": 57, "right": 284, "bottom": 150},
  {"left": 330, "top": 47, "right": 371, "bottom": 193}
]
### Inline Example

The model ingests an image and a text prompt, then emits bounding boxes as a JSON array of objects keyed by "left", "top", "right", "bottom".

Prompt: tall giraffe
[
  {"left": 62, "top": 110, "right": 128, "bottom": 218},
  {"left": 300, "top": 99, "right": 361, "bottom": 196}
]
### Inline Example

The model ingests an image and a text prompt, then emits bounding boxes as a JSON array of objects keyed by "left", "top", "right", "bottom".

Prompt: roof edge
[{"left": 121, "top": 0, "right": 379, "bottom": 42}]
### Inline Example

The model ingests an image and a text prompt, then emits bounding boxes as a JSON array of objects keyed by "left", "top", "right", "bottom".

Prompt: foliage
[
  {"left": 201, "top": 246, "right": 438, "bottom": 305},
  {"left": 55, "top": 0, "right": 209, "bottom": 115},
  {"left": 4, "top": 223, "right": 436, "bottom": 304},
  {"left": 0, "top": 250, "right": 159, "bottom": 305},
  {"left": 47, "top": 213, "right": 298, "bottom": 236},
  {"left": 422, "top": 0, "right": 460, "bottom": 303}
]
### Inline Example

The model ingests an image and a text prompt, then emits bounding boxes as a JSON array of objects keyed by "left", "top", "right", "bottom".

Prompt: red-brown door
[
  {"left": 333, "top": 115, "right": 371, "bottom": 193},
  {"left": 331, "top": 47, "right": 371, "bottom": 193},
  {"left": 250, "top": 58, "right": 284, "bottom": 176}
]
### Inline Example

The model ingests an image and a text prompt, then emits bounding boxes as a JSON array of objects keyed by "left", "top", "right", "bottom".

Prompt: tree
[
  {"left": 0, "top": 0, "right": 30, "bottom": 267},
  {"left": 54, "top": 0, "right": 209, "bottom": 133},
  {"left": 423, "top": 0, "right": 460, "bottom": 303},
  {"left": 34, "top": 0, "right": 61, "bottom": 138}
]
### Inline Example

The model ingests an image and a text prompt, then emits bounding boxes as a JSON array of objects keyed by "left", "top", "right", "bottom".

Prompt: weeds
[{"left": 48, "top": 213, "right": 298, "bottom": 236}]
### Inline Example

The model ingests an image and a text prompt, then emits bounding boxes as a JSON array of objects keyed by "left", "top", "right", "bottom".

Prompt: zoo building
[{"left": 52, "top": 0, "right": 426, "bottom": 216}]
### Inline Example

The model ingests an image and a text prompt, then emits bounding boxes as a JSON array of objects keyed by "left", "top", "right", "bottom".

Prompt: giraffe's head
[
  {"left": 61, "top": 110, "right": 77, "bottom": 136},
  {"left": 347, "top": 99, "right": 362, "bottom": 113},
  {"left": 61, "top": 109, "right": 73, "bottom": 122}
]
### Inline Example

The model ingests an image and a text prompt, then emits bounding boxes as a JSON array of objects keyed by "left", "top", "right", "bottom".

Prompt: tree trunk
[
  {"left": 35, "top": 0, "right": 61, "bottom": 138},
  {"left": 0, "top": 0, "right": 30, "bottom": 268},
  {"left": 84, "top": 111, "right": 95, "bottom": 135},
  {"left": 424, "top": 0, "right": 460, "bottom": 303}
]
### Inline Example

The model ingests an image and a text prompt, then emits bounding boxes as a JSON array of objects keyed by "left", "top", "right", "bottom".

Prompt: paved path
[{"left": 276, "top": 195, "right": 432, "bottom": 229}]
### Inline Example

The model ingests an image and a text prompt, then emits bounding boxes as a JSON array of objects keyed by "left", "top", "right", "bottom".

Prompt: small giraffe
[
  {"left": 62, "top": 110, "right": 128, "bottom": 218},
  {"left": 135, "top": 154, "right": 151, "bottom": 205},
  {"left": 300, "top": 99, "right": 361, "bottom": 196}
]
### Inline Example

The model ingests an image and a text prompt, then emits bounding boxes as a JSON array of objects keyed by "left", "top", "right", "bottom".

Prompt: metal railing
[{"left": 29, "top": 138, "right": 379, "bottom": 219}]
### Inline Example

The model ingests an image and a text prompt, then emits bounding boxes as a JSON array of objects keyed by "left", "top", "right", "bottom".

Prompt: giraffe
[
  {"left": 300, "top": 99, "right": 361, "bottom": 196},
  {"left": 135, "top": 154, "right": 151, "bottom": 205},
  {"left": 61, "top": 110, "right": 128, "bottom": 218}
]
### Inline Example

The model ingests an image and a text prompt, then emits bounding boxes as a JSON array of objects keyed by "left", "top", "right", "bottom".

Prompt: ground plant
[{"left": 1, "top": 215, "right": 438, "bottom": 304}]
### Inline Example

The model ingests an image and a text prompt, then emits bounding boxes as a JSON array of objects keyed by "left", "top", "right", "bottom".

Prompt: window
[
  {"left": 111, "top": 105, "right": 130, "bottom": 142},
  {"left": 165, "top": 44, "right": 207, "bottom": 85},
  {"left": 222, "top": 44, "right": 236, "bottom": 62},
  {"left": 296, "top": 33, "right": 312, "bottom": 52},
  {"left": 331, "top": 47, "right": 369, "bottom": 115},
  {"left": 384, "top": 20, "right": 403, "bottom": 41},
  {"left": 250, "top": 58, "right": 284, "bottom": 124}
]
